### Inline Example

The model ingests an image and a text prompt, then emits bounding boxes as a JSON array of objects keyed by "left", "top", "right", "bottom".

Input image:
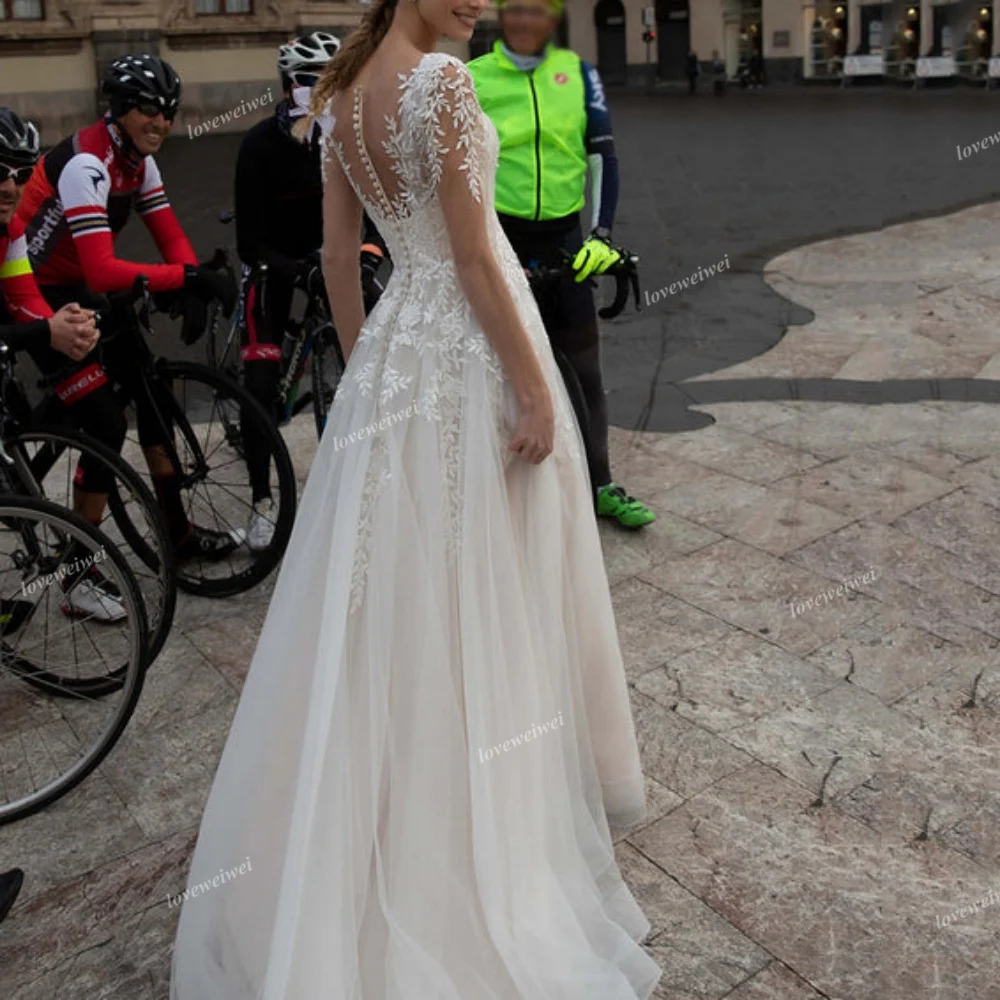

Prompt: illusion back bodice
[{"left": 321, "top": 51, "right": 498, "bottom": 271}]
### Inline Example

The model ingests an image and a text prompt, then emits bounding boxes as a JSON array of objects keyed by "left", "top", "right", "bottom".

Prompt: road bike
[
  {"left": 39, "top": 278, "right": 297, "bottom": 598},
  {"left": 0, "top": 493, "right": 148, "bottom": 825},
  {"left": 205, "top": 212, "right": 389, "bottom": 441},
  {"left": 0, "top": 343, "right": 176, "bottom": 664},
  {"left": 524, "top": 247, "right": 642, "bottom": 487}
]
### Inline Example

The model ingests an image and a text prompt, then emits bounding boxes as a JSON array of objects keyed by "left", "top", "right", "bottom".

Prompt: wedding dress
[{"left": 169, "top": 50, "right": 661, "bottom": 1000}]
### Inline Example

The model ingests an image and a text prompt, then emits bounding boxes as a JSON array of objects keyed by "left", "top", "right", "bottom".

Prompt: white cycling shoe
[
  {"left": 60, "top": 578, "right": 127, "bottom": 623},
  {"left": 247, "top": 498, "right": 276, "bottom": 552}
]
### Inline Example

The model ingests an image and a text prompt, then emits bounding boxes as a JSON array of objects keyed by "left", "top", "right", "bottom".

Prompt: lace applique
[
  {"left": 347, "top": 433, "right": 391, "bottom": 616},
  {"left": 317, "top": 99, "right": 338, "bottom": 185},
  {"left": 398, "top": 55, "right": 483, "bottom": 207}
]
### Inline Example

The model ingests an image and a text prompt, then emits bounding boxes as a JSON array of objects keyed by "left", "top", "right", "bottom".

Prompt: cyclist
[
  {"left": 16, "top": 55, "right": 241, "bottom": 562},
  {"left": 1, "top": 108, "right": 129, "bottom": 621},
  {"left": 1, "top": 110, "right": 98, "bottom": 360},
  {"left": 468, "top": 2, "right": 655, "bottom": 528},
  {"left": 234, "top": 31, "right": 387, "bottom": 549}
]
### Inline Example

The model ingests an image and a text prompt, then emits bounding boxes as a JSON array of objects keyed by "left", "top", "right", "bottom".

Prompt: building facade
[
  {"left": 4, "top": 0, "right": 1000, "bottom": 141},
  {"left": 565, "top": 0, "right": 1000, "bottom": 84},
  {"left": 0, "top": 0, "right": 472, "bottom": 140}
]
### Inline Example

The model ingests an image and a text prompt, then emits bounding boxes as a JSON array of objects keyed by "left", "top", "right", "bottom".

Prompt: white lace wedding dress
[{"left": 169, "top": 50, "right": 661, "bottom": 1000}]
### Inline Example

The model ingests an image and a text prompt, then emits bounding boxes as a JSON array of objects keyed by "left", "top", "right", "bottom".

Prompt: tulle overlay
[{"left": 170, "top": 51, "right": 661, "bottom": 999}]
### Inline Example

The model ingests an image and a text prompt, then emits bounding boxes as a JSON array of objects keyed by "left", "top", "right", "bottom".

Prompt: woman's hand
[{"left": 508, "top": 386, "right": 554, "bottom": 465}]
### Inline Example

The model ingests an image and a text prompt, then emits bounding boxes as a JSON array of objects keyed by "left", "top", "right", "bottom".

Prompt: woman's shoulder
[{"left": 409, "top": 51, "right": 475, "bottom": 92}]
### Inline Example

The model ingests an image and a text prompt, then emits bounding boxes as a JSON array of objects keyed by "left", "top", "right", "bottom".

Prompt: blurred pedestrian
[
  {"left": 0, "top": 868, "right": 24, "bottom": 924},
  {"left": 686, "top": 50, "right": 701, "bottom": 94},
  {"left": 711, "top": 49, "right": 726, "bottom": 95}
]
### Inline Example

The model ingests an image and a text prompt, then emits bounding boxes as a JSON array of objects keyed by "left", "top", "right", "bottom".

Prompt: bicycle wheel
[
  {"left": 7, "top": 425, "right": 177, "bottom": 665},
  {"left": 124, "top": 361, "right": 296, "bottom": 597},
  {"left": 206, "top": 298, "right": 242, "bottom": 382},
  {"left": 309, "top": 318, "right": 345, "bottom": 440},
  {"left": 0, "top": 496, "right": 149, "bottom": 825}
]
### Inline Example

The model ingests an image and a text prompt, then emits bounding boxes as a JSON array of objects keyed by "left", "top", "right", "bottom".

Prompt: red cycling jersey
[
  {"left": 16, "top": 116, "right": 196, "bottom": 294},
  {"left": 0, "top": 214, "right": 54, "bottom": 324}
]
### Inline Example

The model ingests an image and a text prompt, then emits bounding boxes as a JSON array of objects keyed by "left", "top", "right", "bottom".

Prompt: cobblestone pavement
[{"left": 2, "top": 91, "right": 1000, "bottom": 999}]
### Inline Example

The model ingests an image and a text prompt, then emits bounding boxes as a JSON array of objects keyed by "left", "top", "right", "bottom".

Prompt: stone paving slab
[{"left": 4, "top": 202, "right": 1000, "bottom": 1000}]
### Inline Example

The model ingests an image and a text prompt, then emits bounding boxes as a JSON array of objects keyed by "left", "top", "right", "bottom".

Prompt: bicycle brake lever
[
  {"left": 598, "top": 269, "right": 630, "bottom": 320},
  {"left": 206, "top": 247, "right": 228, "bottom": 271}
]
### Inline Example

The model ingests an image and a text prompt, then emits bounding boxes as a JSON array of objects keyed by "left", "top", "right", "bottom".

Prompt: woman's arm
[
  {"left": 432, "top": 59, "right": 553, "bottom": 462},
  {"left": 320, "top": 137, "right": 365, "bottom": 362}
]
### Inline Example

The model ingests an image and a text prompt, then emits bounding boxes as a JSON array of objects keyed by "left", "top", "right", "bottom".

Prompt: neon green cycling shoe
[{"left": 596, "top": 484, "right": 656, "bottom": 528}]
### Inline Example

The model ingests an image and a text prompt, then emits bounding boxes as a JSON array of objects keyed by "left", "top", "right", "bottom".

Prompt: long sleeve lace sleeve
[{"left": 412, "top": 54, "right": 485, "bottom": 207}]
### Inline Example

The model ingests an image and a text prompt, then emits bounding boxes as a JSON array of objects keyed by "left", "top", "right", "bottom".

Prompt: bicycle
[
  {"left": 524, "top": 246, "right": 642, "bottom": 479},
  {"left": 0, "top": 343, "right": 177, "bottom": 665},
  {"left": 40, "top": 277, "right": 297, "bottom": 598},
  {"left": 206, "top": 214, "right": 353, "bottom": 441},
  {"left": 0, "top": 492, "right": 149, "bottom": 825}
]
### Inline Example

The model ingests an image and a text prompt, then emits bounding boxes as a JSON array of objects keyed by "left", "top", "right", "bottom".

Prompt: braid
[{"left": 317, "top": 0, "right": 397, "bottom": 102}]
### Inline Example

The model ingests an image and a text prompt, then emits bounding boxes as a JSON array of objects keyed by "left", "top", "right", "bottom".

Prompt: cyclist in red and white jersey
[
  {"left": 16, "top": 55, "right": 240, "bottom": 562},
  {"left": 0, "top": 108, "right": 134, "bottom": 621}
]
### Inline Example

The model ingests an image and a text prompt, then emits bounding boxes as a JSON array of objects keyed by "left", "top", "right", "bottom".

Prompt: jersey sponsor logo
[
  {"left": 55, "top": 362, "right": 108, "bottom": 403},
  {"left": 554, "top": 72, "right": 569, "bottom": 84},
  {"left": 587, "top": 66, "right": 607, "bottom": 112},
  {"left": 26, "top": 200, "right": 66, "bottom": 264},
  {"left": 85, "top": 166, "right": 105, "bottom": 192},
  {"left": 241, "top": 343, "right": 282, "bottom": 363}
]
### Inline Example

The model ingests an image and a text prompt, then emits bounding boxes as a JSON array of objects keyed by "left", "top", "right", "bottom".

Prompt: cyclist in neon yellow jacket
[{"left": 468, "top": 0, "right": 654, "bottom": 528}]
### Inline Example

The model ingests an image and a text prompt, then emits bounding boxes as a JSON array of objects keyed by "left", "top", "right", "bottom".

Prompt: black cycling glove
[
  {"left": 184, "top": 264, "right": 237, "bottom": 318},
  {"left": 153, "top": 289, "right": 206, "bottom": 347}
]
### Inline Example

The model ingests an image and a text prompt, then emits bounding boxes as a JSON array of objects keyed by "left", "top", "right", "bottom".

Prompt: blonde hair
[{"left": 292, "top": 0, "right": 399, "bottom": 141}]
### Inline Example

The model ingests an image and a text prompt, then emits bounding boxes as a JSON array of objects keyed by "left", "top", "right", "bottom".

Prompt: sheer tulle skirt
[{"left": 169, "top": 263, "right": 661, "bottom": 999}]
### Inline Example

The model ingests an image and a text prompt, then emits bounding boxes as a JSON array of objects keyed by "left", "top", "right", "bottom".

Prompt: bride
[{"left": 168, "top": 0, "right": 662, "bottom": 995}]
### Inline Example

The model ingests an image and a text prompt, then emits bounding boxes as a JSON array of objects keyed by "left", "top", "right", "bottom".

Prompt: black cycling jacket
[{"left": 234, "top": 101, "right": 386, "bottom": 273}]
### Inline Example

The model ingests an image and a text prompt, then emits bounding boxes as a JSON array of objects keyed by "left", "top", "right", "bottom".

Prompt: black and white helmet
[
  {"left": 0, "top": 108, "right": 40, "bottom": 166},
  {"left": 277, "top": 32, "right": 341, "bottom": 76},
  {"left": 102, "top": 54, "right": 182, "bottom": 118}
]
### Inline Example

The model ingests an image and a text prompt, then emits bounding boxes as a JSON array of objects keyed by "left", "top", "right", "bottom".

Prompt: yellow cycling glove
[{"left": 571, "top": 234, "right": 623, "bottom": 283}]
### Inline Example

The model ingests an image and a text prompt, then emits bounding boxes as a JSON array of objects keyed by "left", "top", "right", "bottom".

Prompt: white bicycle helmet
[{"left": 277, "top": 32, "right": 341, "bottom": 76}]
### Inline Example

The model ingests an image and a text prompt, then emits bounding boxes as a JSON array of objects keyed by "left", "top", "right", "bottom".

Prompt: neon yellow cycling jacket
[{"left": 467, "top": 42, "right": 589, "bottom": 222}]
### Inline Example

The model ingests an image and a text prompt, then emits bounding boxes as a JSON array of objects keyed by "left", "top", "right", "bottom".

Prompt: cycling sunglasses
[
  {"left": 289, "top": 71, "right": 321, "bottom": 89},
  {"left": 134, "top": 101, "right": 178, "bottom": 122},
  {"left": 0, "top": 162, "right": 35, "bottom": 185}
]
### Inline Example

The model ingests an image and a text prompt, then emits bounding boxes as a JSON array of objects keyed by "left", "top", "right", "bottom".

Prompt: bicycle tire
[
  {"left": 147, "top": 361, "right": 297, "bottom": 597},
  {"left": 0, "top": 496, "right": 149, "bottom": 825},
  {"left": 552, "top": 347, "right": 593, "bottom": 444},
  {"left": 310, "top": 320, "right": 345, "bottom": 440},
  {"left": 8, "top": 424, "right": 177, "bottom": 665},
  {"left": 551, "top": 348, "right": 601, "bottom": 510}
]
